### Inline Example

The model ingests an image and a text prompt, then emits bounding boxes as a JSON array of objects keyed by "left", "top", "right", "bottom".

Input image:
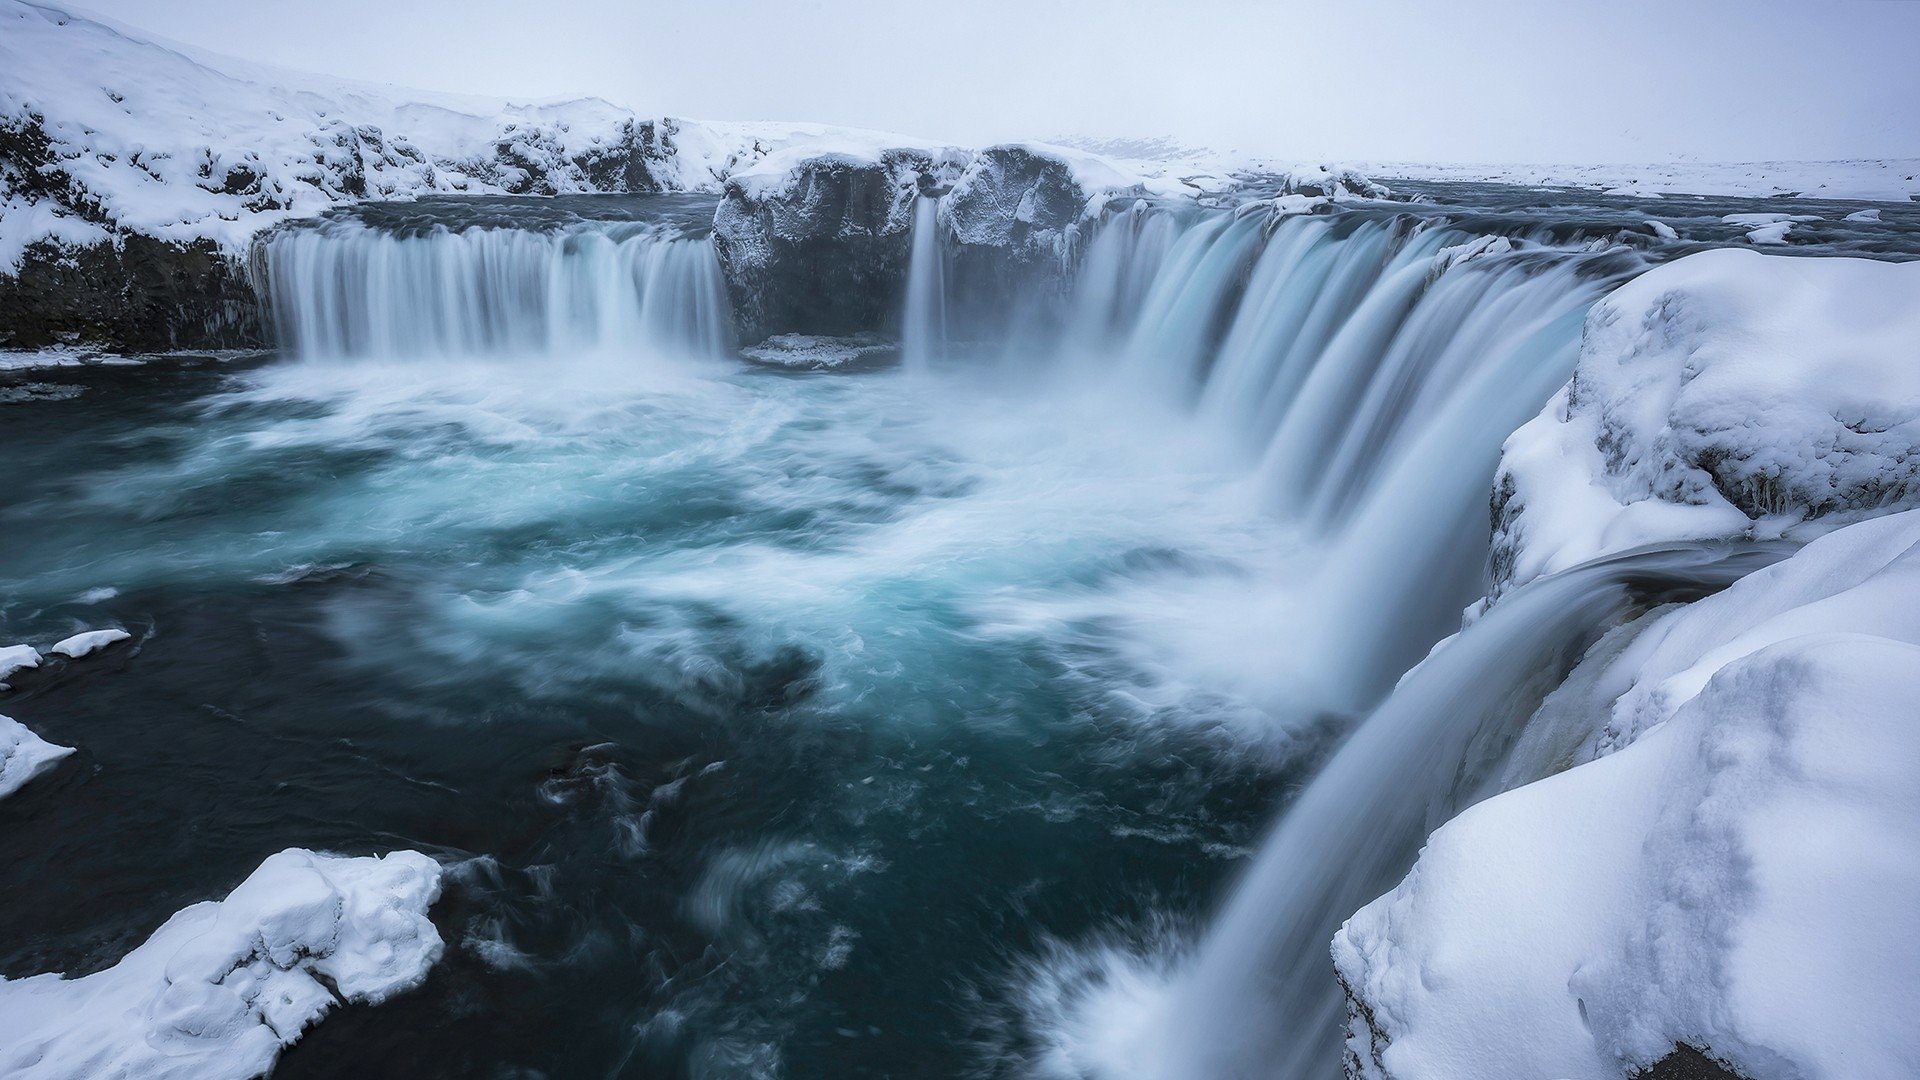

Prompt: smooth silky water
[{"left": 2, "top": 188, "right": 1914, "bottom": 1079}]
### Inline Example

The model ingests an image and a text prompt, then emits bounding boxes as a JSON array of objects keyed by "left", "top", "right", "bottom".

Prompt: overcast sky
[{"left": 70, "top": 0, "right": 1920, "bottom": 164}]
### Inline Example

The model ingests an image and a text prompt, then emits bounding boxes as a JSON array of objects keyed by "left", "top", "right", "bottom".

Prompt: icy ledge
[
  {"left": 0, "top": 712, "right": 73, "bottom": 799},
  {"left": 1336, "top": 510, "right": 1920, "bottom": 1080},
  {"left": 1484, "top": 247, "right": 1920, "bottom": 608},
  {"left": 0, "top": 849, "right": 444, "bottom": 1080}
]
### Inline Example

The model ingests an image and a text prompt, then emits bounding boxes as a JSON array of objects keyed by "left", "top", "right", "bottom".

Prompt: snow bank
[
  {"left": 1336, "top": 510, "right": 1920, "bottom": 1080},
  {"left": 0, "top": 712, "right": 73, "bottom": 799},
  {"left": 1487, "top": 247, "right": 1920, "bottom": 604},
  {"left": 0, "top": 848, "right": 444, "bottom": 1080},
  {"left": 48, "top": 627, "right": 130, "bottom": 658}
]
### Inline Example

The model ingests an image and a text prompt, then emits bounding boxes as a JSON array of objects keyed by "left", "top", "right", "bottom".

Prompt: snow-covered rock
[
  {"left": 0, "top": 713, "right": 73, "bottom": 799},
  {"left": 0, "top": 643, "right": 40, "bottom": 687},
  {"left": 1335, "top": 510, "right": 1920, "bottom": 1080},
  {"left": 713, "top": 142, "right": 964, "bottom": 341},
  {"left": 1486, "top": 247, "right": 1920, "bottom": 606},
  {"left": 0, "top": 848, "right": 444, "bottom": 1080},
  {"left": 48, "top": 627, "right": 130, "bottom": 658}
]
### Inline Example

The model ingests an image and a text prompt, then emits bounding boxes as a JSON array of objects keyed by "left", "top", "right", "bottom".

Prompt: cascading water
[
  {"left": 16, "top": 176, "right": 1911, "bottom": 1080},
  {"left": 259, "top": 215, "right": 735, "bottom": 360},
  {"left": 1015, "top": 204, "right": 1644, "bottom": 712},
  {"left": 901, "top": 195, "right": 949, "bottom": 371},
  {"left": 1133, "top": 541, "right": 1789, "bottom": 1080}
]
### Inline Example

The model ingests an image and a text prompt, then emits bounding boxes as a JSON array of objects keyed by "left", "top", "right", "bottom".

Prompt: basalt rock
[
  {"left": 711, "top": 149, "right": 949, "bottom": 343},
  {"left": 710, "top": 144, "right": 1115, "bottom": 345},
  {"left": 0, "top": 236, "right": 263, "bottom": 352}
]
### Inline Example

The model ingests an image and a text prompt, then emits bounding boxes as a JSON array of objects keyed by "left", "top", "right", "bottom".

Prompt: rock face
[
  {"left": 712, "top": 142, "right": 1142, "bottom": 344},
  {"left": 1485, "top": 248, "right": 1920, "bottom": 607},
  {"left": 1, "top": 234, "right": 261, "bottom": 350},
  {"left": 712, "top": 148, "right": 952, "bottom": 343},
  {"left": 940, "top": 144, "right": 1116, "bottom": 324}
]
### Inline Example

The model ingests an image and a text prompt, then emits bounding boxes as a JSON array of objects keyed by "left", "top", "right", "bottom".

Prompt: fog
[{"left": 62, "top": 0, "right": 1920, "bottom": 164}]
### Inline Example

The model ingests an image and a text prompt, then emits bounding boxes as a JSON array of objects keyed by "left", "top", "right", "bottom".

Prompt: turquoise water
[{"left": 0, "top": 350, "right": 1326, "bottom": 1078}]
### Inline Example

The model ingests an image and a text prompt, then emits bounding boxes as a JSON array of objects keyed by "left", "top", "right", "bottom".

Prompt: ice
[
  {"left": 1486, "top": 247, "right": 1920, "bottom": 606},
  {"left": 1846, "top": 208, "right": 1883, "bottom": 222},
  {"left": 0, "top": 713, "right": 74, "bottom": 799},
  {"left": 1336, "top": 510, "right": 1920, "bottom": 1080},
  {"left": 48, "top": 628, "right": 130, "bottom": 659},
  {"left": 0, "top": 848, "right": 444, "bottom": 1080}
]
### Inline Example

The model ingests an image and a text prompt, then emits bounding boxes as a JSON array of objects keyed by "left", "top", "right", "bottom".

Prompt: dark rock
[
  {"left": 1636, "top": 1046, "right": 1750, "bottom": 1080},
  {"left": 942, "top": 145, "right": 1114, "bottom": 329},
  {"left": 0, "top": 236, "right": 263, "bottom": 352},
  {"left": 712, "top": 149, "right": 941, "bottom": 343}
]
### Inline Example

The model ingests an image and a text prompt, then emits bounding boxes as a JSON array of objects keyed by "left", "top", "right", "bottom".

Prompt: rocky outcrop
[
  {"left": 711, "top": 143, "right": 1146, "bottom": 344},
  {"left": 940, "top": 144, "right": 1124, "bottom": 321},
  {"left": 0, "top": 235, "right": 261, "bottom": 351},
  {"left": 711, "top": 148, "right": 955, "bottom": 343}
]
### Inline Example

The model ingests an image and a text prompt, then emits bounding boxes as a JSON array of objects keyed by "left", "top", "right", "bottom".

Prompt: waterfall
[
  {"left": 901, "top": 195, "right": 949, "bottom": 372},
  {"left": 259, "top": 217, "right": 735, "bottom": 361},
  {"left": 1141, "top": 541, "right": 1788, "bottom": 1080},
  {"left": 1036, "top": 205, "right": 1644, "bottom": 711}
]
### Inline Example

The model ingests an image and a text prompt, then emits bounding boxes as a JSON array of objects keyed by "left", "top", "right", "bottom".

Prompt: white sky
[{"left": 68, "top": 0, "right": 1920, "bottom": 164}]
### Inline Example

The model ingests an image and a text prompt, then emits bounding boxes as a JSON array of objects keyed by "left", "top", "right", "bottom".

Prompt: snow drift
[{"left": 0, "top": 848, "right": 444, "bottom": 1080}]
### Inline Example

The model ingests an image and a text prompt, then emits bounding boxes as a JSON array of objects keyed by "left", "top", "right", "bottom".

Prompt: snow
[
  {"left": 1361, "top": 157, "right": 1920, "bottom": 203},
  {"left": 0, "top": 643, "right": 41, "bottom": 687},
  {"left": 1721, "top": 211, "right": 1820, "bottom": 246},
  {"left": 1487, "top": 247, "right": 1920, "bottom": 604},
  {"left": 1846, "top": 208, "right": 1883, "bottom": 223},
  {"left": 1335, "top": 510, "right": 1920, "bottom": 1080},
  {"left": 0, "top": 848, "right": 444, "bottom": 1080},
  {"left": 0, "top": 713, "right": 73, "bottom": 799},
  {"left": 48, "top": 627, "right": 130, "bottom": 658}
]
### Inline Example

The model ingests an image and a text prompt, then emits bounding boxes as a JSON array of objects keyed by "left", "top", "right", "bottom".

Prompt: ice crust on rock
[
  {"left": 1486, "top": 247, "right": 1920, "bottom": 606},
  {"left": 0, "top": 848, "right": 444, "bottom": 1080},
  {"left": 48, "top": 627, "right": 130, "bottom": 658},
  {"left": 1336, "top": 510, "right": 1920, "bottom": 1080},
  {"left": 0, "top": 712, "right": 73, "bottom": 799}
]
